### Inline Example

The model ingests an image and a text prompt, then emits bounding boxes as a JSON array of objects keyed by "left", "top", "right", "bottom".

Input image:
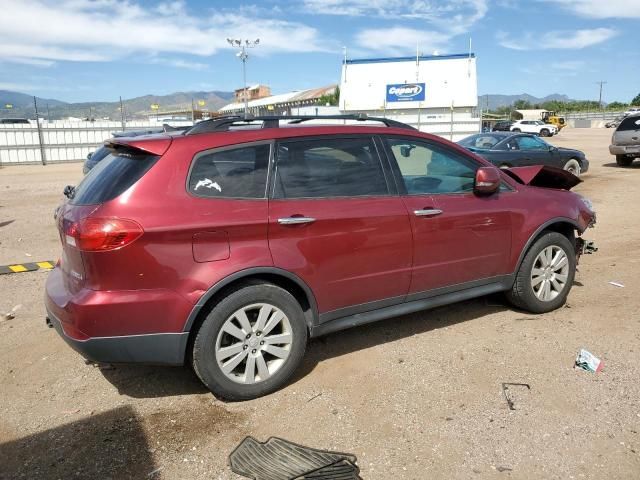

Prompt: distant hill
[
  {"left": 478, "top": 93, "right": 573, "bottom": 111},
  {"left": 0, "top": 90, "right": 234, "bottom": 120}
]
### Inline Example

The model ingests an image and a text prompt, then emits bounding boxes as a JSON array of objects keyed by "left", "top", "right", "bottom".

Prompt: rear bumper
[
  {"left": 610, "top": 144, "right": 640, "bottom": 156},
  {"left": 46, "top": 307, "right": 188, "bottom": 365}
]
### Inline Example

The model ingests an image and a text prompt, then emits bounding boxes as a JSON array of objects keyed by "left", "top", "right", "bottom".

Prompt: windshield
[{"left": 458, "top": 134, "right": 504, "bottom": 149}]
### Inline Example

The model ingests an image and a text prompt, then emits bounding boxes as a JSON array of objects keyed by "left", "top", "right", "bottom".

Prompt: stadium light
[{"left": 227, "top": 38, "right": 260, "bottom": 118}]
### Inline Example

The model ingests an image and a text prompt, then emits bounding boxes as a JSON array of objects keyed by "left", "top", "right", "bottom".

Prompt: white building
[{"left": 339, "top": 53, "right": 479, "bottom": 141}]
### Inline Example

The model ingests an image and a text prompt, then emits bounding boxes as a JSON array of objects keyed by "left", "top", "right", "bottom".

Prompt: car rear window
[
  {"left": 617, "top": 117, "right": 640, "bottom": 131},
  {"left": 70, "top": 149, "right": 159, "bottom": 205}
]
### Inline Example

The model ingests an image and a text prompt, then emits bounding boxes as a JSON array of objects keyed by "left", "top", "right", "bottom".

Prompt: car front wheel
[
  {"left": 563, "top": 159, "right": 581, "bottom": 177},
  {"left": 616, "top": 155, "right": 633, "bottom": 167},
  {"left": 540, "top": 129, "right": 550, "bottom": 137},
  {"left": 192, "top": 282, "right": 308, "bottom": 400},
  {"left": 506, "top": 232, "right": 576, "bottom": 313}
]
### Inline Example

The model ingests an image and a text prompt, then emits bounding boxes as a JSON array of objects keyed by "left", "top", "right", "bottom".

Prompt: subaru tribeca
[{"left": 45, "top": 115, "right": 596, "bottom": 400}]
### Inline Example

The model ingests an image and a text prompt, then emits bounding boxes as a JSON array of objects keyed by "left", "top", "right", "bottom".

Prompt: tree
[
  {"left": 607, "top": 101, "right": 628, "bottom": 110},
  {"left": 317, "top": 86, "right": 340, "bottom": 106},
  {"left": 631, "top": 93, "right": 640, "bottom": 106}
]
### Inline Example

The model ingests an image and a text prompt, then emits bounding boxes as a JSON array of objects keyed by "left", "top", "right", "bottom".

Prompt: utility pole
[
  {"left": 33, "top": 96, "right": 46, "bottom": 165},
  {"left": 119, "top": 96, "right": 126, "bottom": 131},
  {"left": 191, "top": 97, "right": 195, "bottom": 123},
  {"left": 227, "top": 38, "right": 260, "bottom": 119},
  {"left": 596, "top": 80, "right": 607, "bottom": 114}
]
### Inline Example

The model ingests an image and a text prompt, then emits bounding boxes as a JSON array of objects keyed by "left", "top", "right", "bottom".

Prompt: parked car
[
  {"left": 83, "top": 124, "right": 190, "bottom": 174},
  {"left": 45, "top": 115, "right": 596, "bottom": 400},
  {"left": 623, "top": 107, "right": 640, "bottom": 117},
  {"left": 605, "top": 116, "right": 624, "bottom": 128},
  {"left": 0, "top": 118, "right": 30, "bottom": 124},
  {"left": 609, "top": 114, "right": 640, "bottom": 166},
  {"left": 510, "top": 120, "right": 557, "bottom": 137},
  {"left": 492, "top": 120, "right": 513, "bottom": 132},
  {"left": 458, "top": 132, "right": 589, "bottom": 177}
]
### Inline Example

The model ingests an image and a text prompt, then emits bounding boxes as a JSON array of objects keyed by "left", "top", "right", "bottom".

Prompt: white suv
[{"left": 510, "top": 120, "right": 557, "bottom": 137}]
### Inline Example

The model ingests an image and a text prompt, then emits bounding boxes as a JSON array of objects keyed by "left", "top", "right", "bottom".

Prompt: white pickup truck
[{"left": 510, "top": 120, "right": 557, "bottom": 137}]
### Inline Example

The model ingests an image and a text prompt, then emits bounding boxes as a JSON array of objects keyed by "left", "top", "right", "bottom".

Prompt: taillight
[{"left": 64, "top": 217, "right": 143, "bottom": 252}]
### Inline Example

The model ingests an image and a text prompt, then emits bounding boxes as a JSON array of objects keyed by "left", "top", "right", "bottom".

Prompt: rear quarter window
[
  {"left": 188, "top": 143, "right": 270, "bottom": 199},
  {"left": 71, "top": 150, "right": 159, "bottom": 205},
  {"left": 617, "top": 117, "right": 640, "bottom": 132}
]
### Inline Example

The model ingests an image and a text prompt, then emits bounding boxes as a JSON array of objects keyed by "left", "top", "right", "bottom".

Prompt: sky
[{"left": 0, "top": 0, "right": 638, "bottom": 103}]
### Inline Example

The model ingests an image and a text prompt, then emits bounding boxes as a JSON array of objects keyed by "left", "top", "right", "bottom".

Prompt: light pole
[{"left": 227, "top": 38, "right": 260, "bottom": 119}]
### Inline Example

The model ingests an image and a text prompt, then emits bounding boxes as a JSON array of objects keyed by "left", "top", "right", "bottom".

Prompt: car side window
[
  {"left": 188, "top": 143, "right": 270, "bottom": 198},
  {"left": 617, "top": 117, "right": 640, "bottom": 131},
  {"left": 385, "top": 137, "right": 477, "bottom": 195},
  {"left": 515, "top": 136, "right": 547, "bottom": 151},
  {"left": 273, "top": 137, "right": 388, "bottom": 198}
]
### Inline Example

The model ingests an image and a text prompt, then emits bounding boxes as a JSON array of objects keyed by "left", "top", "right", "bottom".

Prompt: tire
[
  {"left": 563, "top": 158, "right": 581, "bottom": 177},
  {"left": 506, "top": 232, "right": 576, "bottom": 314},
  {"left": 616, "top": 155, "right": 633, "bottom": 167},
  {"left": 192, "top": 282, "right": 308, "bottom": 400},
  {"left": 499, "top": 164, "right": 511, "bottom": 170},
  {"left": 540, "top": 129, "right": 550, "bottom": 137},
  {"left": 512, "top": 128, "right": 521, "bottom": 132}
]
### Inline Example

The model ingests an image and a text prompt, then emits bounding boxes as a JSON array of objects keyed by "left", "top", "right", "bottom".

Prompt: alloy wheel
[
  {"left": 530, "top": 246, "right": 570, "bottom": 302},
  {"left": 215, "top": 303, "right": 293, "bottom": 384}
]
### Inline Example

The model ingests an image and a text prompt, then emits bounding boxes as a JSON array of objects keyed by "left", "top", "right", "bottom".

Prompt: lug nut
[
  {"left": 246, "top": 333, "right": 251, "bottom": 339},
  {"left": 260, "top": 341, "right": 265, "bottom": 346},
  {"left": 251, "top": 349, "right": 257, "bottom": 354},
  {"left": 243, "top": 345, "right": 248, "bottom": 350},
  {"left": 256, "top": 331, "right": 262, "bottom": 336}
]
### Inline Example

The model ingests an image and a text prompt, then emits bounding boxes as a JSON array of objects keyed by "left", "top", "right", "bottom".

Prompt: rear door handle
[
  {"left": 277, "top": 216, "right": 316, "bottom": 225},
  {"left": 414, "top": 209, "right": 443, "bottom": 217}
]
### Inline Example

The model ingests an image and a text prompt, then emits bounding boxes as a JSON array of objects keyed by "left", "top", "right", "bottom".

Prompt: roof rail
[{"left": 183, "top": 114, "right": 416, "bottom": 135}]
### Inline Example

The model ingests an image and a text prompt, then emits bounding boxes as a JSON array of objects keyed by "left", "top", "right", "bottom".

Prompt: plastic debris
[
  {"left": 608, "top": 281, "right": 625, "bottom": 288},
  {"left": 575, "top": 349, "right": 603, "bottom": 373},
  {"left": 2, "top": 304, "right": 22, "bottom": 321}
]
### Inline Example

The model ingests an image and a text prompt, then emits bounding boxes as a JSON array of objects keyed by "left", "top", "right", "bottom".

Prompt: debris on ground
[
  {"left": 501, "top": 383, "right": 531, "bottom": 411},
  {"left": 608, "top": 281, "right": 625, "bottom": 288},
  {"left": 147, "top": 466, "right": 164, "bottom": 478},
  {"left": 229, "top": 436, "right": 361, "bottom": 480},
  {"left": 307, "top": 392, "right": 323, "bottom": 403},
  {"left": 2, "top": 304, "right": 22, "bottom": 321},
  {"left": 575, "top": 349, "right": 603, "bottom": 373}
]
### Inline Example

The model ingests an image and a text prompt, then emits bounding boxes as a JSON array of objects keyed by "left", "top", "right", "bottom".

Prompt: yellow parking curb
[{"left": 0, "top": 261, "right": 55, "bottom": 275}]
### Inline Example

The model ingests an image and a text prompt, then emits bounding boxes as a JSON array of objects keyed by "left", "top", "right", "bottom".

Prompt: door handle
[
  {"left": 277, "top": 216, "right": 316, "bottom": 225},
  {"left": 413, "top": 209, "right": 443, "bottom": 217}
]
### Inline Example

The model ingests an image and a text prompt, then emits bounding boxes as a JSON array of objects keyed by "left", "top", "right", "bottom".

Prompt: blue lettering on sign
[{"left": 386, "top": 83, "right": 426, "bottom": 102}]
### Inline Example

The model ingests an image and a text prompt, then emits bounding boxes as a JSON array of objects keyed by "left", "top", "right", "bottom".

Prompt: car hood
[
  {"left": 556, "top": 146, "right": 584, "bottom": 157},
  {"left": 504, "top": 165, "right": 581, "bottom": 190}
]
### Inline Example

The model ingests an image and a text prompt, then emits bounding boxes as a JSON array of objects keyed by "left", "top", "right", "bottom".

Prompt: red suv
[{"left": 45, "top": 115, "right": 596, "bottom": 400}]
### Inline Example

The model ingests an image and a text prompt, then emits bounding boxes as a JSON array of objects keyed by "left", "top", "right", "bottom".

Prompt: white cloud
[
  {"left": 548, "top": 0, "right": 640, "bottom": 18},
  {"left": 550, "top": 60, "right": 586, "bottom": 70},
  {"left": 149, "top": 58, "right": 209, "bottom": 71},
  {"left": 0, "top": 57, "right": 55, "bottom": 67},
  {"left": 498, "top": 28, "right": 617, "bottom": 50},
  {"left": 0, "top": 0, "right": 329, "bottom": 65},
  {"left": 325, "top": 0, "right": 487, "bottom": 55}
]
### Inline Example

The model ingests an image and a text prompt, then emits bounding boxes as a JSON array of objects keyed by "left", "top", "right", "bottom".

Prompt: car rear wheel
[
  {"left": 540, "top": 129, "right": 550, "bottom": 137},
  {"left": 512, "top": 128, "right": 521, "bottom": 132},
  {"left": 506, "top": 232, "right": 576, "bottom": 313},
  {"left": 563, "top": 158, "right": 581, "bottom": 177},
  {"left": 192, "top": 283, "right": 308, "bottom": 400},
  {"left": 616, "top": 155, "right": 633, "bottom": 167}
]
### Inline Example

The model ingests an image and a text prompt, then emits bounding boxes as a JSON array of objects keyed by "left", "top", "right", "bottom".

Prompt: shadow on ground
[
  {"left": 0, "top": 406, "right": 155, "bottom": 479},
  {"left": 99, "top": 365, "right": 208, "bottom": 399},
  {"left": 603, "top": 162, "right": 640, "bottom": 169}
]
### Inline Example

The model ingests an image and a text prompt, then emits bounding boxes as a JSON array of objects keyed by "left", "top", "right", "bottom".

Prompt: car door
[
  {"left": 268, "top": 135, "right": 413, "bottom": 319},
  {"left": 381, "top": 135, "right": 512, "bottom": 297},
  {"left": 514, "top": 135, "right": 552, "bottom": 166}
]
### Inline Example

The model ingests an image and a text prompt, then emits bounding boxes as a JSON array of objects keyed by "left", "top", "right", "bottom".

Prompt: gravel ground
[{"left": 1, "top": 128, "right": 639, "bottom": 479}]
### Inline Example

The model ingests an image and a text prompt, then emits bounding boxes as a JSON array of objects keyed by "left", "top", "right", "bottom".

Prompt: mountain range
[
  {"left": 0, "top": 90, "right": 234, "bottom": 120},
  {"left": 0, "top": 89, "right": 574, "bottom": 119}
]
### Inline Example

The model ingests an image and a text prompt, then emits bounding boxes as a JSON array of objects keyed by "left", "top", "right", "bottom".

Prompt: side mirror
[
  {"left": 63, "top": 185, "right": 75, "bottom": 199},
  {"left": 400, "top": 145, "right": 414, "bottom": 157},
  {"left": 549, "top": 145, "right": 557, "bottom": 152},
  {"left": 474, "top": 167, "right": 501, "bottom": 195},
  {"left": 87, "top": 152, "right": 93, "bottom": 159}
]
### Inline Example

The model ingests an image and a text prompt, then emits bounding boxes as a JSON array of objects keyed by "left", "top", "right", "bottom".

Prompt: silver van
[{"left": 610, "top": 114, "right": 640, "bottom": 166}]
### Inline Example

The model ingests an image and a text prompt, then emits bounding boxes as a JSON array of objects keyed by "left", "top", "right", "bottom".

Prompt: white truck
[{"left": 510, "top": 120, "right": 558, "bottom": 137}]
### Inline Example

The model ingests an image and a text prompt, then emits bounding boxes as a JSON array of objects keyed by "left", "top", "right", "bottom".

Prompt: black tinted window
[
  {"left": 71, "top": 150, "right": 159, "bottom": 205},
  {"left": 386, "top": 137, "right": 477, "bottom": 194},
  {"left": 459, "top": 134, "right": 502, "bottom": 149},
  {"left": 274, "top": 137, "right": 387, "bottom": 198},
  {"left": 515, "top": 136, "right": 548, "bottom": 150},
  {"left": 618, "top": 117, "right": 640, "bottom": 131},
  {"left": 189, "top": 143, "right": 270, "bottom": 198}
]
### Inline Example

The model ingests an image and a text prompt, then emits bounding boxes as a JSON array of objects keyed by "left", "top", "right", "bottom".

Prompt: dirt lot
[{"left": 1, "top": 128, "right": 639, "bottom": 479}]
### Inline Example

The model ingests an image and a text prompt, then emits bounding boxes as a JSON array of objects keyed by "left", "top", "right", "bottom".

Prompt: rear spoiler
[
  {"left": 504, "top": 165, "right": 581, "bottom": 191},
  {"left": 105, "top": 136, "right": 172, "bottom": 156}
]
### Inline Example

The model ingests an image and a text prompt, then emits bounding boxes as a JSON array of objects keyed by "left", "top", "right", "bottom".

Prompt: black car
[
  {"left": 492, "top": 120, "right": 513, "bottom": 132},
  {"left": 458, "top": 132, "right": 588, "bottom": 177}
]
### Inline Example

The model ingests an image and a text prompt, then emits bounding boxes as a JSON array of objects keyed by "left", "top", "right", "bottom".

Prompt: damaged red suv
[{"left": 45, "top": 115, "right": 596, "bottom": 400}]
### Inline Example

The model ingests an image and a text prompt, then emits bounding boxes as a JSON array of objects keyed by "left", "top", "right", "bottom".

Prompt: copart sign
[{"left": 386, "top": 83, "right": 425, "bottom": 102}]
